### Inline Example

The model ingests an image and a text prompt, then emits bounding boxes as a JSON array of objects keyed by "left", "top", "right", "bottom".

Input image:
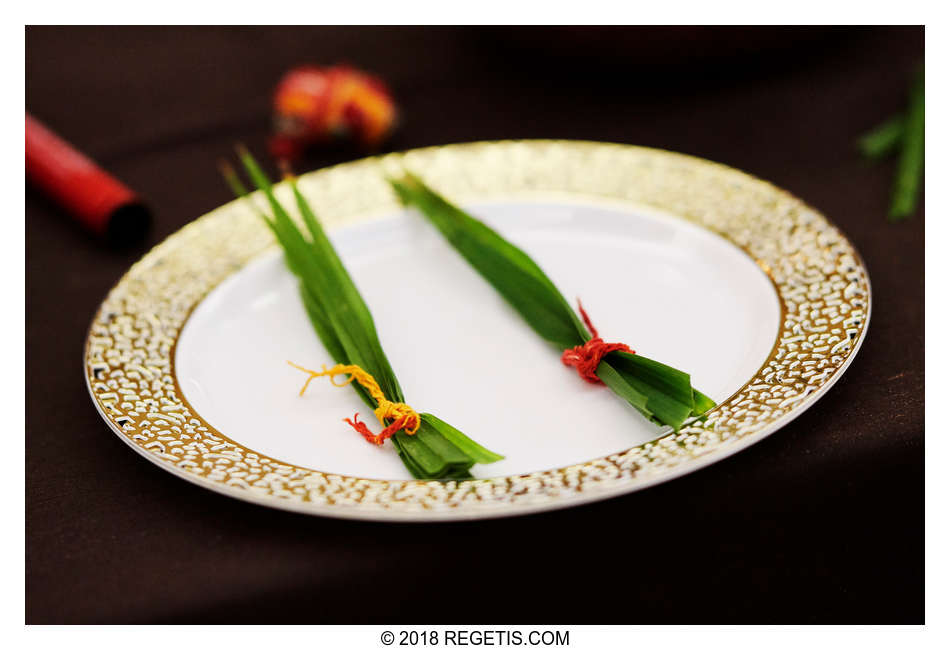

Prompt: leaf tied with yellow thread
[
  {"left": 288, "top": 361, "right": 421, "bottom": 445},
  {"left": 220, "top": 148, "right": 502, "bottom": 478}
]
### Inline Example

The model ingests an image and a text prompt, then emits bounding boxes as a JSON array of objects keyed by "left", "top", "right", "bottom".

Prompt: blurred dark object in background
[
  {"left": 269, "top": 64, "right": 398, "bottom": 161},
  {"left": 25, "top": 113, "right": 150, "bottom": 246}
]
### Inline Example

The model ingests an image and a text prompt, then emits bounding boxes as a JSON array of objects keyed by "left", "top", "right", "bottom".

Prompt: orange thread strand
[
  {"left": 561, "top": 300, "right": 635, "bottom": 384},
  {"left": 288, "top": 361, "right": 420, "bottom": 445}
]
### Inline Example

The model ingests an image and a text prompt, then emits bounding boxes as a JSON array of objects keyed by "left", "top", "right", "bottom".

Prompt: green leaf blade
[
  {"left": 221, "top": 150, "right": 501, "bottom": 479},
  {"left": 857, "top": 114, "right": 905, "bottom": 160},
  {"left": 421, "top": 413, "right": 505, "bottom": 464},
  {"left": 390, "top": 175, "right": 588, "bottom": 348},
  {"left": 889, "top": 72, "right": 925, "bottom": 221},
  {"left": 394, "top": 172, "right": 716, "bottom": 434}
]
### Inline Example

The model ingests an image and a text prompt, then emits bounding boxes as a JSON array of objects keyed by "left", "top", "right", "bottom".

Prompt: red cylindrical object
[{"left": 26, "top": 113, "right": 150, "bottom": 242}]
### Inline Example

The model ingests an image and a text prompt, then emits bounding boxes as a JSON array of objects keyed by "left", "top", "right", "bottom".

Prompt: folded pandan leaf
[
  {"left": 389, "top": 173, "right": 716, "bottom": 431},
  {"left": 221, "top": 150, "right": 502, "bottom": 479}
]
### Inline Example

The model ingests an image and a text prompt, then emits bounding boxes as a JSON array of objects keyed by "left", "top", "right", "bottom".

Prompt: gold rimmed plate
[{"left": 84, "top": 140, "right": 870, "bottom": 521}]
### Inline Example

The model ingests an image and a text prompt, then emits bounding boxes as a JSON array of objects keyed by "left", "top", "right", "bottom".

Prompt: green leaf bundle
[
  {"left": 221, "top": 150, "right": 502, "bottom": 480},
  {"left": 389, "top": 173, "right": 716, "bottom": 431}
]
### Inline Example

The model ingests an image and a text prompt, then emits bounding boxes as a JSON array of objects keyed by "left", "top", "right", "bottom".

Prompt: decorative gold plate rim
[{"left": 83, "top": 140, "right": 871, "bottom": 521}]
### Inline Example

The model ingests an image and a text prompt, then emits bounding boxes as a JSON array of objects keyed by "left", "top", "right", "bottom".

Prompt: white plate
[{"left": 84, "top": 140, "right": 870, "bottom": 520}]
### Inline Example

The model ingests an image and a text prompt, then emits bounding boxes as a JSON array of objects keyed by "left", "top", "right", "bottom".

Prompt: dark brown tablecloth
[{"left": 26, "top": 26, "right": 924, "bottom": 624}]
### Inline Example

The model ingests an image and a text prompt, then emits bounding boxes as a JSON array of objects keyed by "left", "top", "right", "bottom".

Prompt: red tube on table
[{"left": 26, "top": 113, "right": 150, "bottom": 242}]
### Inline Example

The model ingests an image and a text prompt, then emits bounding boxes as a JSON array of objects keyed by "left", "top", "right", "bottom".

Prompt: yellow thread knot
[{"left": 287, "top": 361, "right": 421, "bottom": 436}]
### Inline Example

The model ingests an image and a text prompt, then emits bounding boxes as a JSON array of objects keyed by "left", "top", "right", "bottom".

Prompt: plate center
[{"left": 175, "top": 199, "right": 780, "bottom": 479}]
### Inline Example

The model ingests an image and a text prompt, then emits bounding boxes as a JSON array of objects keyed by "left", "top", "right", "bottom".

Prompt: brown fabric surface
[{"left": 26, "top": 26, "right": 924, "bottom": 624}]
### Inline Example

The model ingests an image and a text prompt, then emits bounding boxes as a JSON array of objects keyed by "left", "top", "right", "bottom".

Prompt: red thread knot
[
  {"left": 344, "top": 413, "right": 414, "bottom": 445},
  {"left": 560, "top": 301, "right": 635, "bottom": 384}
]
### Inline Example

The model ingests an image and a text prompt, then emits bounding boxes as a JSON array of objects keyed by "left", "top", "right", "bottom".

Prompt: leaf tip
[
  {"left": 277, "top": 158, "right": 297, "bottom": 182},
  {"left": 217, "top": 158, "right": 236, "bottom": 176}
]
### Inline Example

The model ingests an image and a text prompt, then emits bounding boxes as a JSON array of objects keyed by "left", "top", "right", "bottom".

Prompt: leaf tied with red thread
[{"left": 560, "top": 301, "right": 635, "bottom": 384}]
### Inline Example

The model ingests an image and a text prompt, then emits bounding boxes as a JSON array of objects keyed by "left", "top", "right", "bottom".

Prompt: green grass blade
[
  {"left": 391, "top": 436, "right": 425, "bottom": 479},
  {"left": 394, "top": 172, "right": 715, "bottom": 432},
  {"left": 413, "top": 423, "right": 472, "bottom": 466},
  {"left": 692, "top": 389, "right": 717, "bottom": 415},
  {"left": 298, "top": 285, "right": 379, "bottom": 410},
  {"left": 889, "top": 72, "right": 924, "bottom": 221},
  {"left": 391, "top": 174, "right": 550, "bottom": 285},
  {"left": 605, "top": 362, "right": 692, "bottom": 429},
  {"left": 608, "top": 352, "right": 694, "bottom": 407},
  {"left": 288, "top": 176, "right": 405, "bottom": 401},
  {"left": 421, "top": 413, "right": 505, "bottom": 464},
  {"left": 299, "top": 284, "right": 347, "bottom": 364},
  {"left": 394, "top": 429, "right": 451, "bottom": 476},
  {"left": 221, "top": 150, "right": 502, "bottom": 479},
  {"left": 390, "top": 175, "right": 588, "bottom": 348},
  {"left": 237, "top": 151, "right": 403, "bottom": 401},
  {"left": 857, "top": 114, "right": 905, "bottom": 160},
  {"left": 596, "top": 362, "right": 652, "bottom": 418},
  {"left": 607, "top": 352, "right": 715, "bottom": 426}
]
